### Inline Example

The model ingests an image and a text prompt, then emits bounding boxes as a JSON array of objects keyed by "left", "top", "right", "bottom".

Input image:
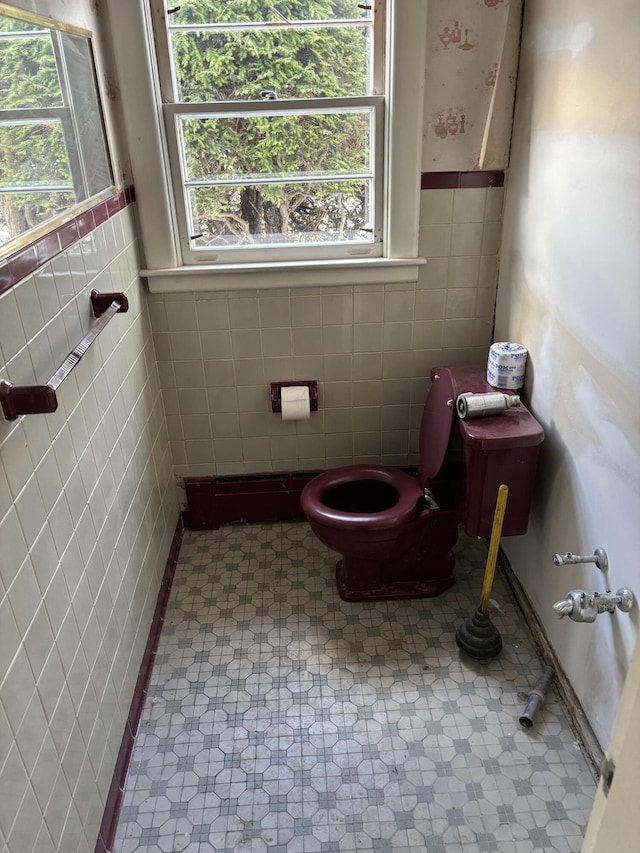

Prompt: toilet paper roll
[
  {"left": 487, "top": 342, "right": 528, "bottom": 390},
  {"left": 280, "top": 385, "right": 311, "bottom": 421}
]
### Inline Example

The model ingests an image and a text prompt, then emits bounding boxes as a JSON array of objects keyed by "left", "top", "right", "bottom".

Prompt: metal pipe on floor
[{"left": 519, "top": 665, "right": 555, "bottom": 729}]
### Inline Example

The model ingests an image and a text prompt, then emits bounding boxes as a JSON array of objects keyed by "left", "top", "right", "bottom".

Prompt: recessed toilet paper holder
[{"left": 270, "top": 380, "right": 318, "bottom": 413}]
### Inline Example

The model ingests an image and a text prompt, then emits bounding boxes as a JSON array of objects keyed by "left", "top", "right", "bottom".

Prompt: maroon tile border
[
  {"left": 95, "top": 517, "right": 183, "bottom": 853},
  {"left": 421, "top": 170, "right": 505, "bottom": 190},
  {"left": 184, "top": 471, "right": 320, "bottom": 530},
  {"left": 0, "top": 187, "right": 134, "bottom": 298}
]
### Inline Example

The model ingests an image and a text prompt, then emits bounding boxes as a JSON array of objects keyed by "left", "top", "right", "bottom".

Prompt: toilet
[{"left": 301, "top": 365, "right": 544, "bottom": 602}]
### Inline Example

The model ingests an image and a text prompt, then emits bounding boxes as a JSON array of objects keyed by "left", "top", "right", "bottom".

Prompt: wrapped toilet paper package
[{"left": 487, "top": 342, "right": 528, "bottom": 390}]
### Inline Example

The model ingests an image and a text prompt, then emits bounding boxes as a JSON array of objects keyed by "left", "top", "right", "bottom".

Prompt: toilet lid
[{"left": 417, "top": 367, "right": 456, "bottom": 488}]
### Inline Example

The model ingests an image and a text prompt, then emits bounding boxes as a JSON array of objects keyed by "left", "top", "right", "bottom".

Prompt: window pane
[
  {"left": 180, "top": 111, "right": 371, "bottom": 182},
  {"left": 171, "top": 25, "right": 370, "bottom": 101},
  {"left": 0, "top": 24, "right": 63, "bottom": 109},
  {"left": 60, "top": 33, "right": 113, "bottom": 197},
  {"left": 170, "top": 1, "right": 372, "bottom": 26},
  {"left": 0, "top": 122, "right": 73, "bottom": 188},
  {"left": 188, "top": 181, "right": 373, "bottom": 247},
  {"left": 0, "top": 190, "right": 75, "bottom": 247}
]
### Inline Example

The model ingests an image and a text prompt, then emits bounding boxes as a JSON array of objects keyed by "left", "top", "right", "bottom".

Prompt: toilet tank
[{"left": 439, "top": 366, "right": 544, "bottom": 538}]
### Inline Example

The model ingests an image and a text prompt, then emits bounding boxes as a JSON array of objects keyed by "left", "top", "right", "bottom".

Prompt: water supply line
[{"left": 519, "top": 665, "right": 555, "bottom": 729}]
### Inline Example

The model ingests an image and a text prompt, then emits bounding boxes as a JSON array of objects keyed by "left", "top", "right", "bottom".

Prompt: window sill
[{"left": 142, "top": 256, "right": 426, "bottom": 293}]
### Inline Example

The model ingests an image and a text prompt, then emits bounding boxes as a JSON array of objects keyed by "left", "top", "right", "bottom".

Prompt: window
[
  {"left": 0, "top": 5, "right": 113, "bottom": 255},
  {"left": 151, "top": 1, "right": 385, "bottom": 265},
  {"left": 111, "top": 0, "right": 425, "bottom": 288}
]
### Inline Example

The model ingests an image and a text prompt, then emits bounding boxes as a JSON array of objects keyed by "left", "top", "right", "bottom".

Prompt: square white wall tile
[
  {"left": 453, "top": 187, "right": 487, "bottom": 223},
  {"left": 228, "top": 297, "right": 259, "bottom": 329},
  {"left": 420, "top": 188, "right": 454, "bottom": 225},
  {"left": 451, "top": 222, "right": 484, "bottom": 256},
  {"left": 418, "top": 257, "right": 449, "bottom": 291},
  {"left": 291, "top": 295, "right": 321, "bottom": 327},
  {"left": 0, "top": 290, "right": 27, "bottom": 364},
  {"left": 420, "top": 224, "right": 452, "bottom": 257},
  {"left": 485, "top": 186, "right": 505, "bottom": 222}
]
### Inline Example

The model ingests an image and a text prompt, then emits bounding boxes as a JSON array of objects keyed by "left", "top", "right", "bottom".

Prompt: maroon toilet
[{"left": 301, "top": 365, "right": 544, "bottom": 602}]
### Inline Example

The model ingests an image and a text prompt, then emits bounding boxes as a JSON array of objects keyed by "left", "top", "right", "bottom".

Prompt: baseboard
[
  {"left": 498, "top": 547, "right": 603, "bottom": 780},
  {"left": 95, "top": 517, "right": 184, "bottom": 853},
  {"left": 184, "top": 470, "right": 322, "bottom": 530}
]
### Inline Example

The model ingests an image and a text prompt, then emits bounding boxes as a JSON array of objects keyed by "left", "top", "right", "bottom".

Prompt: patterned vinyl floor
[{"left": 114, "top": 522, "right": 597, "bottom": 853}]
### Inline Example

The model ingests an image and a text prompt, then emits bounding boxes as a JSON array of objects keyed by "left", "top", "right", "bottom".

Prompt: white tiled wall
[
  {"left": 150, "top": 185, "right": 503, "bottom": 479},
  {"left": 0, "top": 209, "right": 178, "bottom": 853}
]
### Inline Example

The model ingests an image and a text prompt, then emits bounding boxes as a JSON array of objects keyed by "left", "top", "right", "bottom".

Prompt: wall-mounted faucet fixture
[
  {"left": 552, "top": 547, "right": 608, "bottom": 572},
  {"left": 552, "top": 588, "right": 634, "bottom": 622}
]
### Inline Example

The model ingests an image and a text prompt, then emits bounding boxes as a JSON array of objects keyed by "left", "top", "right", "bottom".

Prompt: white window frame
[
  {"left": 108, "top": 0, "right": 427, "bottom": 291},
  {"left": 164, "top": 98, "right": 385, "bottom": 265}
]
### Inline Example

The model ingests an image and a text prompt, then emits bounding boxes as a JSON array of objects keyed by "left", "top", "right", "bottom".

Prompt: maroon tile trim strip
[
  {"left": 0, "top": 188, "right": 133, "bottom": 298},
  {"left": 421, "top": 170, "right": 505, "bottom": 190},
  {"left": 185, "top": 472, "right": 320, "bottom": 530},
  {"left": 95, "top": 517, "right": 184, "bottom": 853}
]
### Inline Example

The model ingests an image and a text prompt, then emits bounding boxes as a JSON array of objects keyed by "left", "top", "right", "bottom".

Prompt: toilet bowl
[{"left": 301, "top": 365, "right": 544, "bottom": 602}]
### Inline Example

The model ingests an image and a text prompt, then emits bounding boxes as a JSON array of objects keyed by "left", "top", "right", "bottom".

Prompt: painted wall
[
  {"left": 0, "top": 3, "right": 178, "bottom": 853},
  {"left": 494, "top": 0, "right": 640, "bottom": 745}
]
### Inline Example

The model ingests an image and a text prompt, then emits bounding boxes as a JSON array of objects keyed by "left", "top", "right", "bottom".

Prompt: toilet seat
[{"left": 301, "top": 465, "right": 424, "bottom": 530}]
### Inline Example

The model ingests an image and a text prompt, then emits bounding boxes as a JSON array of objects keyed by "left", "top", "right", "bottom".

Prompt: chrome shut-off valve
[
  {"left": 552, "top": 548, "right": 608, "bottom": 572},
  {"left": 552, "top": 588, "right": 635, "bottom": 622}
]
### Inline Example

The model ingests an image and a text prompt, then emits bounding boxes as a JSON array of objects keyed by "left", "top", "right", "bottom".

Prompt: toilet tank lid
[
  {"left": 458, "top": 410, "right": 544, "bottom": 450},
  {"left": 448, "top": 364, "right": 544, "bottom": 449}
]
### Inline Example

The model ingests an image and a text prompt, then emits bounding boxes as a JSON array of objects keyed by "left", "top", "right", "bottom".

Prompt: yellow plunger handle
[{"left": 478, "top": 484, "right": 509, "bottom": 614}]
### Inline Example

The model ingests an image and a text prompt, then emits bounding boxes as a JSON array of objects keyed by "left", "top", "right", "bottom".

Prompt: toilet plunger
[{"left": 455, "top": 484, "right": 508, "bottom": 660}]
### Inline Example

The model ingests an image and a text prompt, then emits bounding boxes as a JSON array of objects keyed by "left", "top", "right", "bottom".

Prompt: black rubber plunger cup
[{"left": 456, "top": 485, "right": 508, "bottom": 660}]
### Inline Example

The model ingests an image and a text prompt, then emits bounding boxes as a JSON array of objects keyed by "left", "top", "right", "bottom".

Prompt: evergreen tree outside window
[{"left": 152, "top": 0, "right": 385, "bottom": 264}]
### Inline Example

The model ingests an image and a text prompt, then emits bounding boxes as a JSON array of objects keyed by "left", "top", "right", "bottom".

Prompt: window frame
[
  {"left": 163, "top": 97, "right": 385, "bottom": 264},
  {"left": 108, "top": 0, "right": 427, "bottom": 290},
  {"left": 154, "top": 3, "right": 385, "bottom": 265},
  {"left": 0, "top": 3, "right": 116, "bottom": 260}
]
